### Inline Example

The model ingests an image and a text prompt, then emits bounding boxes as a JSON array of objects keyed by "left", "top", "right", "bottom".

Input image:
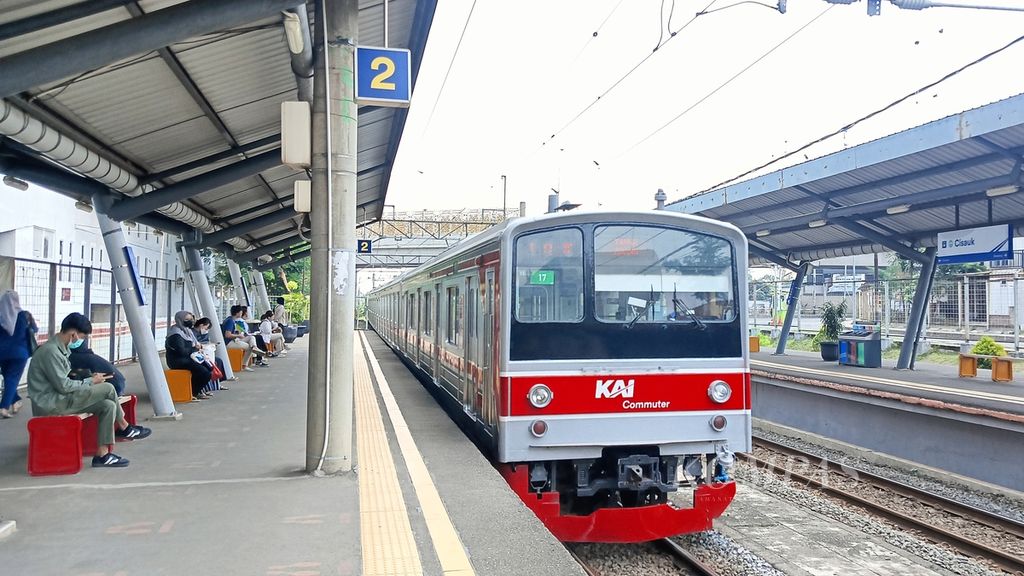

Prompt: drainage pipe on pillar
[
  {"left": 774, "top": 262, "right": 810, "bottom": 355},
  {"left": 181, "top": 246, "right": 235, "bottom": 381},
  {"left": 93, "top": 197, "right": 177, "bottom": 418},
  {"left": 283, "top": 5, "right": 313, "bottom": 103},
  {"left": 896, "top": 247, "right": 937, "bottom": 370}
]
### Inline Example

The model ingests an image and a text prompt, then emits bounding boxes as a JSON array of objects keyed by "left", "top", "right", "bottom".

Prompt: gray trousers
[{"left": 53, "top": 383, "right": 124, "bottom": 447}]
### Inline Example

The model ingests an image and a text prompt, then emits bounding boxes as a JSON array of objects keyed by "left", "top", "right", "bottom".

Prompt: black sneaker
[
  {"left": 116, "top": 425, "right": 152, "bottom": 441},
  {"left": 92, "top": 453, "right": 130, "bottom": 467}
]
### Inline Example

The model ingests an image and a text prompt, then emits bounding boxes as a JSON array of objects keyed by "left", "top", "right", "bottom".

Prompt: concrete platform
[
  {"left": 752, "top": 348, "right": 1024, "bottom": 417},
  {"left": 0, "top": 334, "right": 582, "bottom": 575}
]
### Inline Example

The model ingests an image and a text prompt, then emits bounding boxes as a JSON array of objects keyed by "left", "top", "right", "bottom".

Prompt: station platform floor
[
  {"left": 0, "top": 334, "right": 583, "bottom": 575},
  {"left": 752, "top": 348, "right": 1024, "bottom": 418}
]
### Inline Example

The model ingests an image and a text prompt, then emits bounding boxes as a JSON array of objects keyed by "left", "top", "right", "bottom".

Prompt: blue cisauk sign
[
  {"left": 355, "top": 46, "right": 411, "bottom": 108},
  {"left": 936, "top": 224, "right": 1013, "bottom": 264}
]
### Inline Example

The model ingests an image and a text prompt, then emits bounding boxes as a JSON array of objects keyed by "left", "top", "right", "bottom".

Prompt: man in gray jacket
[{"left": 28, "top": 313, "right": 151, "bottom": 468}]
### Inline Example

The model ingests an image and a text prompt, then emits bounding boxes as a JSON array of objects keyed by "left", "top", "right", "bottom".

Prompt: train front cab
[{"left": 496, "top": 213, "right": 751, "bottom": 543}]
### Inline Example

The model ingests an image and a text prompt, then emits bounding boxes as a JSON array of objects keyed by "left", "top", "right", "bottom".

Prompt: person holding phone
[{"left": 27, "top": 313, "right": 151, "bottom": 468}]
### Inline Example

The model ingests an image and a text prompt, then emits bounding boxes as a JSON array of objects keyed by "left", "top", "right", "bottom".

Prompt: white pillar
[
  {"left": 226, "top": 260, "right": 249, "bottom": 310},
  {"left": 182, "top": 246, "right": 235, "bottom": 380},
  {"left": 253, "top": 268, "right": 272, "bottom": 316},
  {"left": 94, "top": 203, "right": 177, "bottom": 418}
]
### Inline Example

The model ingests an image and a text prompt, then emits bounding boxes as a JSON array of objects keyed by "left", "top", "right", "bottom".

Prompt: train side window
[
  {"left": 446, "top": 286, "right": 460, "bottom": 345},
  {"left": 408, "top": 293, "right": 416, "bottom": 330},
  {"left": 423, "top": 292, "right": 432, "bottom": 335},
  {"left": 514, "top": 228, "right": 584, "bottom": 323}
]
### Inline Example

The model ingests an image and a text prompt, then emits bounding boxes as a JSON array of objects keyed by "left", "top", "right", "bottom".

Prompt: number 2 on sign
[{"left": 370, "top": 57, "right": 396, "bottom": 90}]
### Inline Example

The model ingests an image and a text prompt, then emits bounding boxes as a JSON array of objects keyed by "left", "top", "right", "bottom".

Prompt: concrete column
[
  {"left": 93, "top": 201, "right": 177, "bottom": 418},
  {"left": 774, "top": 262, "right": 810, "bottom": 355},
  {"left": 306, "top": 0, "right": 357, "bottom": 474},
  {"left": 226, "top": 260, "right": 248, "bottom": 310},
  {"left": 176, "top": 248, "right": 201, "bottom": 314},
  {"left": 896, "top": 248, "right": 937, "bottom": 370},
  {"left": 253, "top": 268, "right": 272, "bottom": 316},
  {"left": 182, "top": 246, "right": 235, "bottom": 380}
]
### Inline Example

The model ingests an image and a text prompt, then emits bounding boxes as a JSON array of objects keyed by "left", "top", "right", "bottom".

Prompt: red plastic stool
[{"left": 27, "top": 415, "right": 87, "bottom": 476}]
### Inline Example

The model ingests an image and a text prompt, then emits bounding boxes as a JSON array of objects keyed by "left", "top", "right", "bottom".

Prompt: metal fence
[
  {"left": 750, "top": 273, "right": 1024, "bottom": 351},
  {"left": 10, "top": 257, "right": 238, "bottom": 364}
]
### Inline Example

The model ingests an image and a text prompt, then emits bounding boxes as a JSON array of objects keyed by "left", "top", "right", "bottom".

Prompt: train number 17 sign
[{"left": 355, "top": 46, "right": 411, "bottom": 108}]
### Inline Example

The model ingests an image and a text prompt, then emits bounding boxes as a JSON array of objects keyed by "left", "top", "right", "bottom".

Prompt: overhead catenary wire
[
  {"left": 566, "top": 0, "right": 625, "bottom": 70},
  {"left": 539, "top": 0, "right": 718, "bottom": 149},
  {"left": 420, "top": 0, "right": 478, "bottom": 139},
  {"left": 616, "top": 4, "right": 834, "bottom": 159},
  {"left": 701, "top": 30, "right": 1024, "bottom": 194}
]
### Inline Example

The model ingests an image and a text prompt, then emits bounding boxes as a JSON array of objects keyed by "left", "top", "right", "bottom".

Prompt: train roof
[{"left": 367, "top": 209, "right": 746, "bottom": 294}]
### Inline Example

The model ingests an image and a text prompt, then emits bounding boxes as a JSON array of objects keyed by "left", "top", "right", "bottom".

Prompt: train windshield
[
  {"left": 514, "top": 228, "right": 585, "bottom": 323},
  {"left": 594, "top": 225, "right": 736, "bottom": 324}
]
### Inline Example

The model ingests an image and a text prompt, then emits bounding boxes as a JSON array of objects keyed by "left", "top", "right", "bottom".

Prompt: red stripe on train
[{"left": 503, "top": 372, "right": 751, "bottom": 416}]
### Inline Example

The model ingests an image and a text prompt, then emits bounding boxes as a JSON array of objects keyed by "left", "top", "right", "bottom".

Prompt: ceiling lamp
[
  {"left": 886, "top": 204, "right": 911, "bottom": 215},
  {"left": 808, "top": 219, "right": 828, "bottom": 228},
  {"left": 986, "top": 185, "right": 1019, "bottom": 198},
  {"left": 3, "top": 175, "right": 29, "bottom": 191},
  {"left": 755, "top": 229, "right": 771, "bottom": 237}
]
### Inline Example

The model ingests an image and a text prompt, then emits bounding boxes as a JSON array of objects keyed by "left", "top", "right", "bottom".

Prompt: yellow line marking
[
  {"left": 752, "top": 359, "right": 1024, "bottom": 407},
  {"left": 354, "top": 340, "right": 423, "bottom": 575},
  {"left": 359, "top": 332, "right": 476, "bottom": 576}
]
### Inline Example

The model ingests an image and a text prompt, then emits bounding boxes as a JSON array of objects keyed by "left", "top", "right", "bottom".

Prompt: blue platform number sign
[
  {"left": 355, "top": 46, "right": 411, "bottom": 108},
  {"left": 121, "top": 246, "right": 146, "bottom": 306},
  {"left": 357, "top": 239, "right": 373, "bottom": 254}
]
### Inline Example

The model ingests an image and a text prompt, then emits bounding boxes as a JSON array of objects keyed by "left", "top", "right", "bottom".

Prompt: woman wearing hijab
[
  {"left": 0, "top": 290, "right": 37, "bottom": 418},
  {"left": 165, "top": 310, "right": 212, "bottom": 401}
]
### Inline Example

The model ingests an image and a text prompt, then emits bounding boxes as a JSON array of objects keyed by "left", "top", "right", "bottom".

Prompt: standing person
[
  {"left": 165, "top": 311, "right": 212, "bottom": 400},
  {"left": 272, "top": 297, "right": 292, "bottom": 351},
  {"left": 259, "top": 310, "right": 286, "bottom": 356},
  {"left": 0, "top": 290, "right": 36, "bottom": 418},
  {"left": 27, "top": 312, "right": 150, "bottom": 468}
]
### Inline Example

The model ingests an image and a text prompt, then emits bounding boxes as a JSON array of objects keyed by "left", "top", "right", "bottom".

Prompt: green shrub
[
  {"left": 758, "top": 333, "right": 773, "bottom": 347},
  {"left": 971, "top": 336, "right": 1007, "bottom": 370},
  {"left": 283, "top": 292, "right": 309, "bottom": 323},
  {"left": 819, "top": 301, "right": 847, "bottom": 342}
]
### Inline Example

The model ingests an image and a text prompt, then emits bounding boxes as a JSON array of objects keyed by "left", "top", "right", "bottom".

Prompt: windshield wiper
[
  {"left": 672, "top": 286, "right": 707, "bottom": 330},
  {"left": 627, "top": 299, "right": 654, "bottom": 329}
]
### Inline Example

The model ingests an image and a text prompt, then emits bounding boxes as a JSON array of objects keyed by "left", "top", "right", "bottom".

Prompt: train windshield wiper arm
[
  {"left": 627, "top": 299, "right": 654, "bottom": 329},
  {"left": 672, "top": 297, "right": 707, "bottom": 330}
]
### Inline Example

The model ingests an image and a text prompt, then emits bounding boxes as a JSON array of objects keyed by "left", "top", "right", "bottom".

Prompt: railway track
[
  {"left": 749, "top": 437, "right": 1024, "bottom": 574},
  {"left": 568, "top": 539, "right": 721, "bottom": 576}
]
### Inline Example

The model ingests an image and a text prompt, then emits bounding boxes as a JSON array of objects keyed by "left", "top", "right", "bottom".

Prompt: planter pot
[{"left": 820, "top": 341, "right": 839, "bottom": 362}]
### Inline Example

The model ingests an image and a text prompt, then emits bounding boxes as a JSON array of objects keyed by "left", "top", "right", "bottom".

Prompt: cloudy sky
[{"left": 385, "top": 0, "right": 1024, "bottom": 216}]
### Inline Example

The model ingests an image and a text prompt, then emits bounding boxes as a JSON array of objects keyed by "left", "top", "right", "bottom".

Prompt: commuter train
[{"left": 366, "top": 210, "right": 750, "bottom": 543}]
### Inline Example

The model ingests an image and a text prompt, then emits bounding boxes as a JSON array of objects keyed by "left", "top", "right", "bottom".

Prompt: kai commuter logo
[{"left": 596, "top": 379, "right": 635, "bottom": 399}]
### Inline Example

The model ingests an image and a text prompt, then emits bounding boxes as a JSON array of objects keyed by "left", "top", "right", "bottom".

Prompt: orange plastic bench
[{"left": 958, "top": 353, "right": 1016, "bottom": 383}]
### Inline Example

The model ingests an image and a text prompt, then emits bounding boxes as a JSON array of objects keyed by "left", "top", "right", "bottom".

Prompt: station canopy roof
[
  {"left": 667, "top": 92, "right": 1024, "bottom": 268},
  {"left": 0, "top": 0, "right": 436, "bottom": 264}
]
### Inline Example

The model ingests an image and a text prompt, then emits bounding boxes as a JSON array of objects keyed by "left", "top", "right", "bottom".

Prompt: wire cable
[
  {"left": 702, "top": 30, "right": 1024, "bottom": 193},
  {"left": 539, "top": 0, "right": 718, "bottom": 149},
  {"left": 617, "top": 4, "right": 833, "bottom": 158},
  {"left": 420, "top": 0, "right": 478, "bottom": 138},
  {"left": 566, "top": 0, "right": 625, "bottom": 71}
]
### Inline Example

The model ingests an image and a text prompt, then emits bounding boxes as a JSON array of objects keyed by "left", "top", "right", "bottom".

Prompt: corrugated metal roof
[
  {"left": 0, "top": 0, "right": 436, "bottom": 262},
  {"left": 668, "top": 92, "right": 1024, "bottom": 265}
]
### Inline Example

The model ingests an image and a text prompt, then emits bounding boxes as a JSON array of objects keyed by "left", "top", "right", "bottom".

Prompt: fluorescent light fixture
[
  {"left": 124, "top": 220, "right": 137, "bottom": 229},
  {"left": 886, "top": 204, "right": 911, "bottom": 215},
  {"left": 986, "top": 185, "right": 1019, "bottom": 198},
  {"left": 755, "top": 229, "right": 771, "bottom": 237},
  {"left": 282, "top": 11, "right": 304, "bottom": 54},
  {"left": 808, "top": 219, "right": 827, "bottom": 228},
  {"left": 74, "top": 201, "right": 93, "bottom": 213},
  {"left": 3, "top": 175, "right": 28, "bottom": 191}
]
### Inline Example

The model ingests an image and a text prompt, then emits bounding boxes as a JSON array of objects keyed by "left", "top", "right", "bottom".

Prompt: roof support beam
[
  {"left": 215, "top": 198, "right": 293, "bottom": 225},
  {"left": 0, "top": 0, "right": 137, "bottom": 42},
  {"left": 236, "top": 235, "right": 309, "bottom": 261},
  {"left": 255, "top": 247, "right": 310, "bottom": 272},
  {"left": 142, "top": 135, "right": 281, "bottom": 184},
  {"left": 187, "top": 210, "right": 298, "bottom": 248},
  {"left": 748, "top": 240, "right": 799, "bottom": 271},
  {"left": 0, "top": 0, "right": 304, "bottom": 98},
  {"left": 832, "top": 218, "right": 929, "bottom": 265},
  {"left": 107, "top": 149, "right": 281, "bottom": 220}
]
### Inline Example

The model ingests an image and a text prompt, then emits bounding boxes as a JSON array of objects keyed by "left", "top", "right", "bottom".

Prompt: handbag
[
  {"left": 25, "top": 314, "right": 38, "bottom": 355},
  {"left": 210, "top": 362, "right": 224, "bottom": 382}
]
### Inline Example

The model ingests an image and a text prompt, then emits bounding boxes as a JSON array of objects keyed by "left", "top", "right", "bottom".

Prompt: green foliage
[
  {"left": 971, "top": 336, "right": 1007, "bottom": 370},
  {"left": 758, "top": 333, "right": 773, "bottom": 347},
  {"left": 818, "top": 300, "right": 847, "bottom": 342},
  {"left": 283, "top": 292, "right": 309, "bottom": 323}
]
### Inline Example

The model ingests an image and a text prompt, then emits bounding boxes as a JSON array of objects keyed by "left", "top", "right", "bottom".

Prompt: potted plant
[{"left": 817, "top": 301, "right": 847, "bottom": 362}]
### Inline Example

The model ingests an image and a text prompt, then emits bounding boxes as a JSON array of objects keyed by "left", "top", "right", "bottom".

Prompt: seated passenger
[
  {"left": 165, "top": 311, "right": 213, "bottom": 401},
  {"left": 27, "top": 313, "right": 151, "bottom": 468},
  {"left": 222, "top": 306, "right": 267, "bottom": 371},
  {"left": 69, "top": 337, "right": 127, "bottom": 396},
  {"left": 193, "top": 317, "right": 232, "bottom": 384},
  {"left": 259, "top": 311, "right": 286, "bottom": 355}
]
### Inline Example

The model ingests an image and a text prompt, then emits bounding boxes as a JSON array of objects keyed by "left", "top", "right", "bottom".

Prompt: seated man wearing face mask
[{"left": 27, "top": 313, "right": 151, "bottom": 468}]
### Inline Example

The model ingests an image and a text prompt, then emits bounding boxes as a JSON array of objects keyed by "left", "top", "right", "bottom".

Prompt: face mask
[
  {"left": 69, "top": 337, "right": 84, "bottom": 350},
  {"left": 200, "top": 329, "right": 209, "bottom": 335},
  {"left": 183, "top": 320, "right": 194, "bottom": 328}
]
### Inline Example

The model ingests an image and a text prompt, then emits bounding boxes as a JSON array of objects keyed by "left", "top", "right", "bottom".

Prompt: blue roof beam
[{"left": 186, "top": 210, "right": 298, "bottom": 249}]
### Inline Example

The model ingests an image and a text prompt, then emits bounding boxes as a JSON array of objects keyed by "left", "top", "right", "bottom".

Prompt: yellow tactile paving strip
[
  {"left": 359, "top": 332, "right": 476, "bottom": 576},
  {"left": 355, "top": 340, "right": 423, "bottom": 576}
]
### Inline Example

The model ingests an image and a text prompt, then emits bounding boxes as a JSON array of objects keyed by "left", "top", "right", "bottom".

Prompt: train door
[
  {"left": 481, "top": 268, "right": 495, "bottom": 424},
  {"left": 463, "top": 275, "right": 477, "bottom": 417},
  {"left": 433, "top": 283, "right": 441, "bottom": 381}
]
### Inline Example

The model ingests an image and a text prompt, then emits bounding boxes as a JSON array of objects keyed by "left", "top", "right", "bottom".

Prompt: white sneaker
[{"left": 243, "top": 367, "right": 255, "bottom": 372}]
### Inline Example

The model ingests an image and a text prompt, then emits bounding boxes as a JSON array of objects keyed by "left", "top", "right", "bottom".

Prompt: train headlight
[
  {"left": 710, "top": 415, "right": 728, "bottom": 431},
  {"left": 528, "top": 384, "right": 553, "bottom": 409},
  {"left": 707, "top": 380, "right": 732, "bottom": 404}
]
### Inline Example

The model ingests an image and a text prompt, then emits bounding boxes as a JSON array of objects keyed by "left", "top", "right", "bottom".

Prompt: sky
[{"left": 385, "top": 0, "right": 1024, "bottom": 216}]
